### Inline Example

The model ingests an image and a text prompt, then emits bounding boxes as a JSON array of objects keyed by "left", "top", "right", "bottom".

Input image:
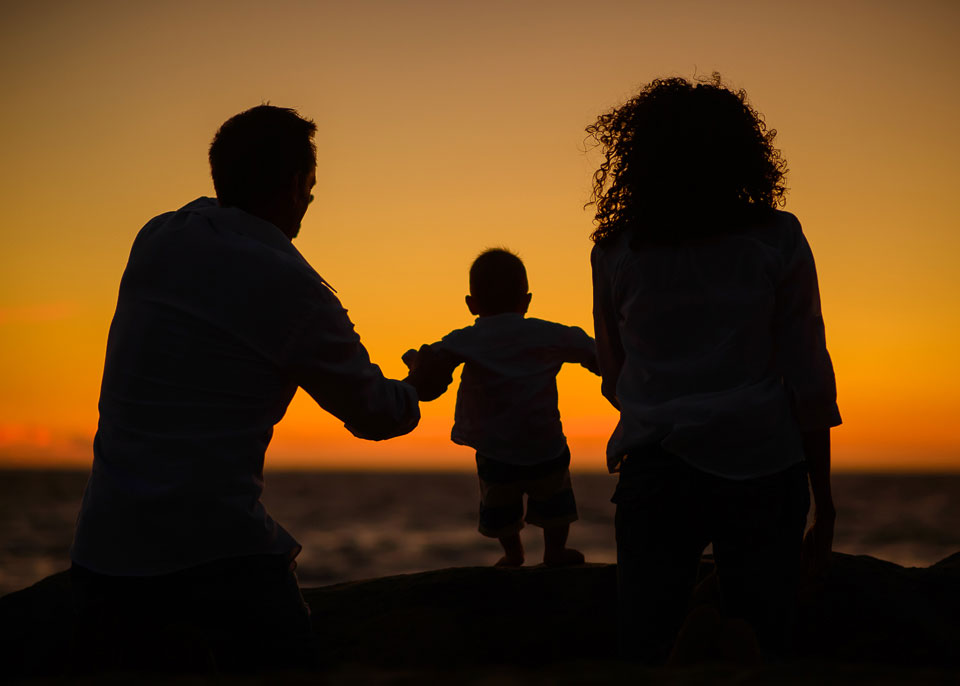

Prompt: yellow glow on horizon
[{"left": 1, "top": 1, "right": 958, "bottom": 472}]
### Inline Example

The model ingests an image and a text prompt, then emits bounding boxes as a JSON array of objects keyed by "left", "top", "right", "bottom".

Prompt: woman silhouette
[{"left": 588, "top": 74, "right": 841, "bottom": 663}]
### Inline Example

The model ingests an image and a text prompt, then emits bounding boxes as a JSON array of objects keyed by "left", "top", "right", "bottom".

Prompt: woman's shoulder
[
  {"left": 745, "top": 209, "right": 806, "bottom": 255},
  {"left": 590, "top": 229, "right": 632, "bottom": 267},
  {"left": 591, "top": 208, "right": 805, "bottom": 263},
  {"left": 764, "top": 208, "right": 802, "bottom": 232}
]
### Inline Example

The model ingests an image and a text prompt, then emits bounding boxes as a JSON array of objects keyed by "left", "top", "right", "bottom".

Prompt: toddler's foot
[
  {"left": 543, "top": 547, "right": 585, "bottom": 566},
  {"left": 495, "top": 553, "right": 524, "bottom": 567}
]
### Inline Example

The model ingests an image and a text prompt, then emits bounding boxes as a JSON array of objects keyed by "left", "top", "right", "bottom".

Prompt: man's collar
[
  {"left": 184, "top": 197, "right": 295, "bottom": 255},
  {"left": 180, "top": 197, "right": 337, "bottom": 294}
]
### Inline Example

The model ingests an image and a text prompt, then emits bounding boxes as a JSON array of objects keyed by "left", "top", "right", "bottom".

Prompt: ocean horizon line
[{"left": 2, "top": 465, "right": 960, "bottom": 476}]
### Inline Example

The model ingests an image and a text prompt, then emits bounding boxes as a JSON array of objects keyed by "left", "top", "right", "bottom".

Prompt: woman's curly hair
[{"left": 587, "top": 74, "right": 788, "bottom": 244}]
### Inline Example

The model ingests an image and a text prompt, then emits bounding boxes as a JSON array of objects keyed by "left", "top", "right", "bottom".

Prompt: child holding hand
[{"left": 404, "top": 248, "right": 599, "bottom": 567}]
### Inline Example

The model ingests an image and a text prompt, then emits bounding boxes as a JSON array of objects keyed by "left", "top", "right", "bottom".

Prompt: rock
[
  {"left": 795, "top": 551, "right": 960, "bottom": 664},
  {"left": 306, "top": 563, "right": 619, "bottom": 667},
  {"left": 1, "top": 551, "right": 958, "bottom": 679},
  {"left": 305, "top": 552, "right": 960, "bottom": 668},
  {"left": 0, "top": 567, "right": 73, "bottom": 678}
]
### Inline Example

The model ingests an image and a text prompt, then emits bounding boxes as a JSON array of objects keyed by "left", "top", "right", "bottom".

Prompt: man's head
[
  {"left": 209, "top": 105, "right": 317, "bottom": 239},
  {"left": 466, "top": 248, "right": 531, "bottom": 317}
]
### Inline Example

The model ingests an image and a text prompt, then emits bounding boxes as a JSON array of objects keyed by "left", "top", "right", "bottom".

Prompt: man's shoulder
[
  {"left": 128, "top": 197, "right": 338, "bottom": 305},
  {"left": 130, "top": 198, "right": 213, "bottom": 245},
  {"left": 142, "top": 197, "right": 217, "bottom": 231}
]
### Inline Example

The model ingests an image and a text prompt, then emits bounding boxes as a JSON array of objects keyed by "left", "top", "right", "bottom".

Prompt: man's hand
[{"left": 402, "top": 344, "right": 457, "bottom": 402}]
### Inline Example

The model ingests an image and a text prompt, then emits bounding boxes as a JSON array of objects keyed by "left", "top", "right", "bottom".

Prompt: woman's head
[{"left": 587, "top": 74, "right": 788, "bottom": 244}]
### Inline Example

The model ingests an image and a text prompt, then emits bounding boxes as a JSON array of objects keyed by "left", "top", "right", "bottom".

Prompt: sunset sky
[{"left": 1, "top": 0, "right": 958, "bottom": 471}]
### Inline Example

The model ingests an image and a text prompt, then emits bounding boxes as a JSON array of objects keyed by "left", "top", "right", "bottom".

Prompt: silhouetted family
[{"left": 69, "top": 74, "right": 841, "bottom": 672}]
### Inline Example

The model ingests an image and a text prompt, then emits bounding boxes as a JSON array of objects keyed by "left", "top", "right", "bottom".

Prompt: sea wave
[{"left": 1, "top": 470, "right": 958, "bottom": 597}]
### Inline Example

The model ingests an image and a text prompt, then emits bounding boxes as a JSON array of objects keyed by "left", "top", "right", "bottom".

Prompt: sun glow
[{"left": 1, "top": 1, "right": 958, "bottom": 471}]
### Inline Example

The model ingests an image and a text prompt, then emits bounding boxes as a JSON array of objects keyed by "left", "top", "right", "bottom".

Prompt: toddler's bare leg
[
  {"left": 543, "top": 523, "right": 585, "bottom": 566},
  {"left": 496, "top": 533, "right": 525, "bottom": 567}
]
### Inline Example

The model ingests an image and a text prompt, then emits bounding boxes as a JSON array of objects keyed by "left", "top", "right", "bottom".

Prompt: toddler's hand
[
  {"left": 403, "top": 344, "right": 456, "bottom": 402},
  {"left": 402, "top": 348, "right": 419, "bottom": 370}
]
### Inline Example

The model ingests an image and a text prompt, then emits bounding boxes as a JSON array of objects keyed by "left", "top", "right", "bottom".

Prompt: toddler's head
[{"left": 467, "top": 248, "right": 531, "bottom": 317}]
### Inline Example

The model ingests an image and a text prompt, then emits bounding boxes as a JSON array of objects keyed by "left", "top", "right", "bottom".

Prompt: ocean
[{"left": 1, "top": 470, "right": 958, "bottom": 598}]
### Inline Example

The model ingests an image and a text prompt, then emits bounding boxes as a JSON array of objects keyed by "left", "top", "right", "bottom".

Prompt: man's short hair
[
  {"left": 469, "top": 248, "right": 528, "bottom": 314},
  {"left": 209, "top": 105, "right": 317, "bottom": 209}
]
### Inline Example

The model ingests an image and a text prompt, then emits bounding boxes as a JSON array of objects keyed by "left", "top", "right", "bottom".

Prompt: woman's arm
[
  {"left": 802, "top": 427, "right": 835, "bottom": 576},
  {"left": 772, "top": 218, "right": 841, "bottom": 575},
  {"left": 591, "top": 246, "right": 624, "bottom": 410}
]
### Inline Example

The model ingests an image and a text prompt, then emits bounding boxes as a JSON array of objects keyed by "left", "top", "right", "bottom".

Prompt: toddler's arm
[{"left": 402, "top": 348, "right": 420, "bottom": 370}]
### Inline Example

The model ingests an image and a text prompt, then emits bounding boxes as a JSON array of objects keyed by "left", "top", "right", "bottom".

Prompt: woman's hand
[
  {"left": 801, "top": 505, "right": 835, "bottom": 577},
  {"left": 801, "top": 428, "right": 835, "bottom": 578}
]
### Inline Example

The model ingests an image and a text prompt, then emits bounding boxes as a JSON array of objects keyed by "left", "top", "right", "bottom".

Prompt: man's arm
[{"left": 284, "top": 298, "right": 420, "bottom": 441}]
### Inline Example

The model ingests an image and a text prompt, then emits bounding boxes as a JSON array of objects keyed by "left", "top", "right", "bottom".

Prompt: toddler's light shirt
[{"left": 431, "top": 313, "right": 598, "bottom": 466}]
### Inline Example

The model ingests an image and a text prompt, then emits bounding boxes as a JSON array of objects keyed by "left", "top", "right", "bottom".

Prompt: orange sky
[{"left": 1, "top": 1, "right": 958, "bottom": 471}]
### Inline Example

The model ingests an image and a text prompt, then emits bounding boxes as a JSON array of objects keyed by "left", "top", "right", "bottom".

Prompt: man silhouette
[{"left": 69, "top": 105, "right": 442, "bottom": 672}]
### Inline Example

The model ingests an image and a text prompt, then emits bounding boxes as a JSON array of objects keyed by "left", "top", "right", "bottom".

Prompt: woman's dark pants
[{"left": 614, "top": 447, "right": 809, "bottom": 663}]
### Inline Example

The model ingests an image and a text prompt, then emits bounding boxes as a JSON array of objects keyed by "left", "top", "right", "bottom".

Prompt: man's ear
[
  {"left": 290, "top": 172, "right": 306, "bottom": 198},
  {"left": 466, "top": 295, "right": 480, "bottom": 316}
]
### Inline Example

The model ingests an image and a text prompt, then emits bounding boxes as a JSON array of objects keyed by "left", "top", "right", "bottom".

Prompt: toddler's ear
[{"left": 465, "top": 295, "right": 480, "bottom": 316}]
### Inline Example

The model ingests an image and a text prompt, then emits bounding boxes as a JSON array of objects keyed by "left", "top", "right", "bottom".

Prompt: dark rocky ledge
[{"left": 2, "top": 551, "right": 958, "bottom": 681}]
